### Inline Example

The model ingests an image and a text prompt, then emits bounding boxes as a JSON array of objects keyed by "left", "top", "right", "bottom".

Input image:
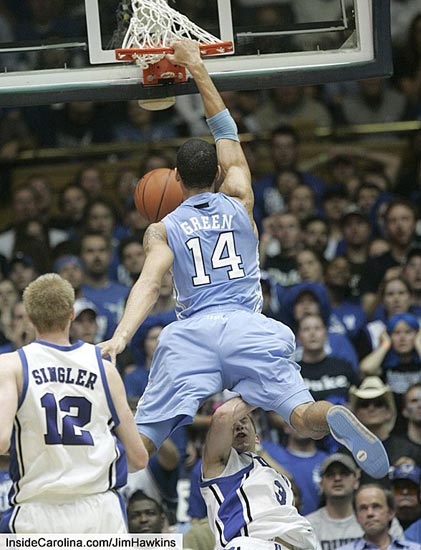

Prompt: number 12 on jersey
[
  {"left": 41, "top": 393, "right": 94, "bottom": 446},
  {"left": 186, "top": 231, "right": 245, "bottom": 286}
]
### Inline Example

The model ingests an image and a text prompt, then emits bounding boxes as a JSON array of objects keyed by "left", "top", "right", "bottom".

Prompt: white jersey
[
  {"left": 9, "top": 341, "right": 126, "bottom": 505},
  {"left": 200, "top": 449, "right": 317, "bottom": 550}
]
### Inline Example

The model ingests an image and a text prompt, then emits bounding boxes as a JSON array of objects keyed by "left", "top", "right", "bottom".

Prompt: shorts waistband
[{"left": 190, "top": 305, "right": 255, "bottom": 318}]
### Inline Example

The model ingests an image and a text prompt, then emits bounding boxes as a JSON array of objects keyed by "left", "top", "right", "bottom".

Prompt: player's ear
[
  {"left": 174, "top": 167, "right": 181, "bottom": 181},
  {"left": 70, "top": 308, "right": 75, "bottom": 322},
  {"left": 255, "top": 434, "right": 260, "bottom": 444}
]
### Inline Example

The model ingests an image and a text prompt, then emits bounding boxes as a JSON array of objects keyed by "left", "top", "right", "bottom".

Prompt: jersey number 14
[{"left": 186, "top": 231, "right": 245, "bottom": 286}]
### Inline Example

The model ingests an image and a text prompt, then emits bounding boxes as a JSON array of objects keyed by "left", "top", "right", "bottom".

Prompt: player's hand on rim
[{"left": 166, "top": 39, "right": 202, "bottom": 68}]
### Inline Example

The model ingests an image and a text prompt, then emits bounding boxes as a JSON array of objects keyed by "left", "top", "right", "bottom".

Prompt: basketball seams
[
  {"left": 141, "top": 173, "right": 153, "bottom": 222},
  {"left": 134, "top": 168, "right": 183, "bottom": 222},
  {"left": 155, "top": 169, "right": 172, "bottom": 221}
]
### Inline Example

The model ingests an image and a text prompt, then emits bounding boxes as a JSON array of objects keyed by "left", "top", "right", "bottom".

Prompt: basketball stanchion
[{"left": 114, "top": 0, "right": 233, "bottom": 111}]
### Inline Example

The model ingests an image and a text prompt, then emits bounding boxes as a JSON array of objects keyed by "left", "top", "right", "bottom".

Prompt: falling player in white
[{"left": 201, "top": 397, "right": 318, "bottom": 550}]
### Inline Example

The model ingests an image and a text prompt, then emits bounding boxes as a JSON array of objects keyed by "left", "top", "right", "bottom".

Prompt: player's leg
[
  {"left": 134, "top": 316, "right": 224, "bottom": 451},
  {"left": 140, "top": 433, "right": 157, "bottom": 456},
  {"left": 290, "top": 401, "right": 389, "bottom": 478},
  {"left": 289, "top": 400, "right": 331, "bottom": 439},
  {"left": 222, "top": 311, "right": 389, "bottom": 479}
]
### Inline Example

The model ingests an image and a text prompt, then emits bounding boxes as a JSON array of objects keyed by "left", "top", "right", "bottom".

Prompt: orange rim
[{"left": 115, "top": 41, "right": 233, "bottom": 61}]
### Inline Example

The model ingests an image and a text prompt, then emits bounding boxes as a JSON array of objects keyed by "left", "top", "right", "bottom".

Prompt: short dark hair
[
  {"left": 271, "top": 125, "right": 300, "bottom": 144},
  {"left": 405, "top": 246, "right": 421, "bottom": 264},
  {"left": 118, "top": 235, "right": 144, "bottom": 259},
  {"left": 58, "top": 183, "right": 88, "bottom": 211},
  {"left": 80, "top": 231, "right": 111, "bottom": 251},
  {"left": 301, "top": 215, "right": 330, "bottom": 232},
  {"left": 384, "top": 198, "right": 417, "bottom": 222},
  {"left": 176, "top": 139, "right": 218, "bottom": 189},
  {"left": 297, "top": 312, "right": 327, "bottom": 329},
  {"left": 128, "top": 491, "right": 163, "bottom": 513}
]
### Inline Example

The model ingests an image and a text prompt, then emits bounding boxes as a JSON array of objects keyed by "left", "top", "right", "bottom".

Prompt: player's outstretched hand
[
  {"left": 98, "top": 335, "right": 126, "bottom": 366},
  {"left": 166, "top": 39, "right": 202, "bottom": 68}
]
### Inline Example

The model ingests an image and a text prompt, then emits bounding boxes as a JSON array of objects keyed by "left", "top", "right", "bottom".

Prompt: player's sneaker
[{"left": 327, "top": 405, "right": 389, "bottom": 478}]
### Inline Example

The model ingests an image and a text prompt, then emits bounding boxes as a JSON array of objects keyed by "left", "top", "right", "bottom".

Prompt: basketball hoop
[{"left": 115, "top": 0, "right": 233, "bottom": 110}]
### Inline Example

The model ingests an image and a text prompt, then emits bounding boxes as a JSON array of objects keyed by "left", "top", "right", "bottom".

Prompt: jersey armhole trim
[
  {"left": 95, "top": 346, "right": 120, "bottom": 428},
  {"left": 16, "top": 348, "right": 29, "bottom": 409}
]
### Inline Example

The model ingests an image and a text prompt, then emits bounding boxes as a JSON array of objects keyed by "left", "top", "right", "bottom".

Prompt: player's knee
[{"left": 141, "top": 434, "right": 157, "bottom": 457}]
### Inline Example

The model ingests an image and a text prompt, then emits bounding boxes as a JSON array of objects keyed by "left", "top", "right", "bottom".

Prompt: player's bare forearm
[
  {"left": 111, "top": 224, "right": 173, "bottom": 347},
  {"left": 166, "top": 40, "right": 225, "bottom": 118},
  {"left": 188, "top": 60, "right": 225, "bottom": 118},
  {"left": 215, "top": 396, "right": 256, "bottom": 426},
  {"left": 107, "top": 362, "right": 149, "bottom": 471},
  {"left": 203, "top": 397, "right": 256, "bottom": 477},
  {"left": 113, "top": 277, "right": 160, "bottom": 346}
]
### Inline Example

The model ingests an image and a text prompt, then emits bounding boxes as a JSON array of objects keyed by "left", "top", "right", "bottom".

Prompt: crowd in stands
[{"left": 1, "top": 0, "right": 421, "bottom": 547}]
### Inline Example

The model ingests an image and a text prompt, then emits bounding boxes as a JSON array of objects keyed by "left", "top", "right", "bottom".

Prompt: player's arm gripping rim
[
  {"left": 166, "top": 40, "right": 256, "bottom": 231},
  {"left": 202, "top": 397, "right": 256, "bottom": 479},
  {"left": 99, "top": 39, "right": 252, "bottom": 363}
]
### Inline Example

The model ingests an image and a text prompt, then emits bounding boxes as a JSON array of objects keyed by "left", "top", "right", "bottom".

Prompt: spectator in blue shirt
[
  {"left": 406, "top": 519, "right": 421, "bottom": 544},
  {"left": 337, "top": 484, "right": 421, "bottom": 550},
  {"left": 80, "top": 232, "right": 129, "bottom": 340}
]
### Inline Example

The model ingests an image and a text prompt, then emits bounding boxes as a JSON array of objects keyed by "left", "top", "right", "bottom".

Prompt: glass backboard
[{"left": 0, "top": 0, "right": 392, "bottom": 107}]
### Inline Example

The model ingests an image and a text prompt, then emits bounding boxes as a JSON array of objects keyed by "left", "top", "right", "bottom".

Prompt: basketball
[{"left": 134, "top": 168, "right": 183, "bottom": 222}]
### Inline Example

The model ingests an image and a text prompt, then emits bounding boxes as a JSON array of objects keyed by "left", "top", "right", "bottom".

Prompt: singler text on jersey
[{"left": 32, "top": 367, "right": 97, "bottom": 389}]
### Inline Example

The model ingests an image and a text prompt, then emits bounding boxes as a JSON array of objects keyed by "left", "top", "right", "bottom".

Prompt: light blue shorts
[{"left": 135, "top": 309, "right": 313, "bottom": 448}]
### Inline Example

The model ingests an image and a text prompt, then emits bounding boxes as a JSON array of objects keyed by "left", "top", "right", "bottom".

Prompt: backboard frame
[{"left": 0, "top": 0, "right": 392, "bottom": 108}]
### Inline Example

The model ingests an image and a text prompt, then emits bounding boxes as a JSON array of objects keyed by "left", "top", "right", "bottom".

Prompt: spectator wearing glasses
[
  {"left": 348, "top": 377, "right": 419, "bottom": 484},
  {"left": 389, "top": 464, "right": 421, "bottom": 531},
  {"left": 306, "top": 453, "right": 362, "bottom": 550}
]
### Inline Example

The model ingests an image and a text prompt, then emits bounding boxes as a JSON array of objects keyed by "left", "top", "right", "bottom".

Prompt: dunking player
[
  {"left": 0, "top": 274, "right": 148, "bottom": 533},
  {"left": 99, "top": 39, "right": 389, "bottom": 480},
  {"left": 201, "top": 397, "right": 317, "bottom": 550}
]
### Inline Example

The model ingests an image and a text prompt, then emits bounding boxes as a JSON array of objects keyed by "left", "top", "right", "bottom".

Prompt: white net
[{"left": 121, "top": 0, "right": 222, "bottom": 67}]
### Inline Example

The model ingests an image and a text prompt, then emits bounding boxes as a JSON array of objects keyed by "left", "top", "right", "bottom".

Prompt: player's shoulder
[
  {"left": 0, "top": 349, "right": 21, "bottom": 367},
  {"left": 144, "top": 221, "right": 168, "bottom": 244},
  {"left": 0, "top": 350, "right": 23, "bottom": 380}
]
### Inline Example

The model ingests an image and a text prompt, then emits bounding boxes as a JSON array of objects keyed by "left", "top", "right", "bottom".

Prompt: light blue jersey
[
  {"left": 162, "top": 192, "right": 262, "bottom": 318},
  {"left": 135, "top": 192, "right": 314, "bottom": 450}
]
